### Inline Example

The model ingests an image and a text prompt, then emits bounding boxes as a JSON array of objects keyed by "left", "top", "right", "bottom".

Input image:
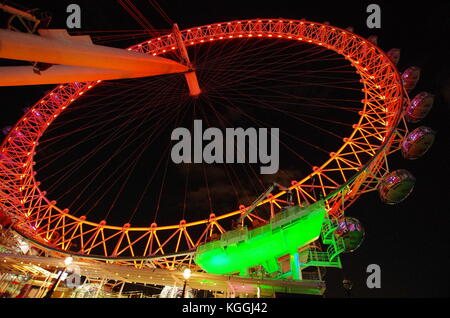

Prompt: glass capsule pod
[
  {"left": 335, "top": 217, "right": 365, "bottom": 253},
  {"left": 387, "top": 48, "right": 401, "bottom": 66},
  {"left": 402, "top": 126, "right": 436, "bottom": 160},
  {"left": 378, "top": 169, "right": 416, "bottom": 204},
  {"left": 405, "top": 92, "right": 434, "bottom": 123},
  {"left": 367, "top": 35, "right": 378, "bottom": 45},
  {"left": 402, "top": 66, "right": 421, "bottom": 93},
  {"left": 1, "top": 125, "right": 12, "bottom": 136}
]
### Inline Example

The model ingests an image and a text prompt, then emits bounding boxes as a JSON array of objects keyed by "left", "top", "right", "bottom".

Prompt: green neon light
[{"left": 194, "top": 201, "right": 326, "bottom": 275}]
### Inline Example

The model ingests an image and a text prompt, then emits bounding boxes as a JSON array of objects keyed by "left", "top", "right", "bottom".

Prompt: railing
[
  {"left": 320, "top": 215, "right": 338, "bottom": 244},
  {"left": 299, "top": 215, "right": 344, "bottom": 269}
]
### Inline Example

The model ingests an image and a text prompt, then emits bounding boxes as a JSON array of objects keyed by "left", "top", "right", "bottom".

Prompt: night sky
[{"left": 1, "top": 0, "right": 449, "bottom": 297}]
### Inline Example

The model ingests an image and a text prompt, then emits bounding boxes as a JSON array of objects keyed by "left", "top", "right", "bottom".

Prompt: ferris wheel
[{"left": 0, "top": 16, "right": 435, "bottom": 286}]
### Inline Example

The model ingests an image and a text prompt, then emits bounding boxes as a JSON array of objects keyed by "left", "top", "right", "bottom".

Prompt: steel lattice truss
[{"left": 0, "top": 19, "right": 408, "bottom": 268}]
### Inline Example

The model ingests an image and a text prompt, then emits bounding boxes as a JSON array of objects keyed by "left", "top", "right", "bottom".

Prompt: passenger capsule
[
  {"left": 387, "top": 48, "right": 401, "bottom": 66},
  {"left": 405, "top": 92, "right": 434, "bottom": 123},
  {"left": 2, "top": 125, "right": 11, "bottom": 135},
  {"left": 367, "top": 35, "right": 378, "bottom": 45},
  {"left": 402, "top": 126, "right": 436, "bottom": 160},
  {"left": 402, "top": 66, "right": 421, "bottom": 93},
  {"left": 378, "top": 169, "right": 415, "bottom": 204},
  {"left": 334, "top": 217, "right": 365, "bottom": 253}
]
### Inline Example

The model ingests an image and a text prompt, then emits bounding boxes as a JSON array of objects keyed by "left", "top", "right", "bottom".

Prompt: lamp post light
[
  {"left": 44, "top": 256, "right": 73, "bottom": 298},
  {"left": 181, "top": 268, "right": 191, "bottom": 298},
  {"left": 342, "top": 279, "right": 353, "bottom": 298}
]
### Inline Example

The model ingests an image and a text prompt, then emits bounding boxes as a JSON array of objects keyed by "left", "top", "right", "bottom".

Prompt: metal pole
[
  {"left": 44, "top": 269, "right": 64, "bottom": 298},
  {"left": 37, "top": 272, "right": 53, "bottom": 298},
  {"left": 118, "top": 281, "right": 125, "bottom": 298},
  {"left": 181, "top": 280, "right": 187, "bottom": 298},
  {"left": 93, "top": 277, "right": 106, "bottom": 298},
  {"left": 290, "top": 252, "right": 301, "bottom": 280}
]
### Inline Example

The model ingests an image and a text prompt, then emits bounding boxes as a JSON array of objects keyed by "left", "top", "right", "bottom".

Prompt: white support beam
[
  {"left": 0, "top": 29, "right": 188, "bottom": 80},
  {"left": 0, "top": 65, "right": 173, "bottom": 86}
]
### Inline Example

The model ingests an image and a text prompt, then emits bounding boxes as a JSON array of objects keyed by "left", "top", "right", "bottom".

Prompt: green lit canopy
[{"left": 194, "top": 201, "right": 326, "bottom": 275}]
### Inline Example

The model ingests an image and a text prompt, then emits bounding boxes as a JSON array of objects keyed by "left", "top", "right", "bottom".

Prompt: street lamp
[
  {"left": 64, "top": 256, "right": 73, "bottom": 266},
  {"left": 181, "top": 268, "right": 191, "bottom": 298},
  {"left": 44, "top": 256, "right": 73, "bottom": 298}
]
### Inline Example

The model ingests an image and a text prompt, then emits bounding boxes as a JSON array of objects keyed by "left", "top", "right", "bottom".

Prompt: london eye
[{"left": 0, "top": 1, "right": 447, "bottom": 299}]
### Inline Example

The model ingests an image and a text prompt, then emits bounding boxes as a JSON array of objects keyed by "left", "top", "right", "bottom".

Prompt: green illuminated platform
[{"left": 194, "top": 201, "right": 327, "bottom": 275}]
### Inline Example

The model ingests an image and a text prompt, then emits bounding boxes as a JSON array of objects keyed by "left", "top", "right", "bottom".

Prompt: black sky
[{"left": 1, "top": 0, "right": 449, "bottom": 297}]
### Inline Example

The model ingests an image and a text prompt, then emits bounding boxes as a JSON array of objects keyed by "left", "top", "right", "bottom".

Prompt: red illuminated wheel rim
[{"left": 0, "top": 19, "right": 406, "bottom": 266}]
